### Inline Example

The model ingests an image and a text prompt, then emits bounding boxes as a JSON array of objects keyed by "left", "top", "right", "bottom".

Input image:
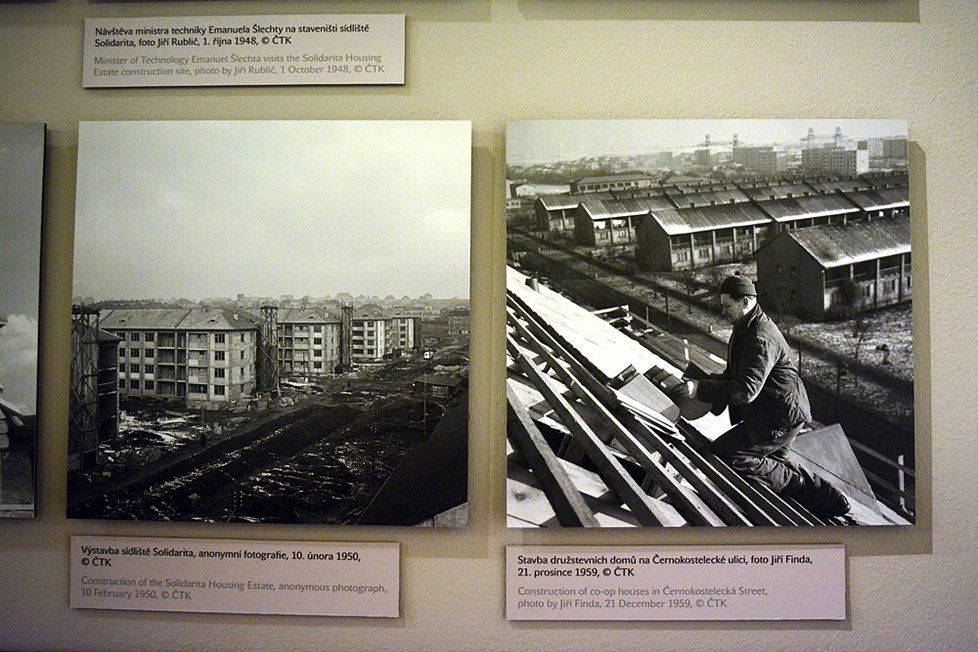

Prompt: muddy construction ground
[{"left": 68, "top": 350, "right": 466, "bottom": 524}]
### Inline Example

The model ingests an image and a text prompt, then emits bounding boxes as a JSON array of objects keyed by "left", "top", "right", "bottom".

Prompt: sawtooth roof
[
  {"left": 578, "top": 197, "right": 671, "bottom": 221},
  {"left": 807, "top": 179, "right": 874, "bottom": 194},
  {"left": 742, "top": 183, "right": 818, "bottom": 201}
]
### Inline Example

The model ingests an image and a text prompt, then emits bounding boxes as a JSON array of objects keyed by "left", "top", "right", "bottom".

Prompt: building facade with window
[
  {"left": 635, "top": 202, "right": 774, "bottom": 271},
  {"left": 100, "top": 308, "right": 259, "bottom": 404},
  {"left": 277, "top": 308, "right": 342, "bottom": 378},
  {"left": 572, "top": 196, "right": 676, "bottom": 248},
  {"left": 569, "top": 174, "right": 658, "bottom": 194},
  {"left": 349, "top": 307, "right": 418, "bottom": 362},
  {"left": 754, "top": 215, "right": 911, "bottom": 320}
]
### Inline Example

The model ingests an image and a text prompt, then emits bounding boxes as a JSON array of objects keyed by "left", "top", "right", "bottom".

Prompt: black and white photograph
[
  {"left": 68, "top": 120, "right": 471, "bottom": 525},
  {"left": 506, "top": 119, "right": 913, "bottom": 527},
  {"left": 0, "top": 123, "right": 44, "bottom": 519}
]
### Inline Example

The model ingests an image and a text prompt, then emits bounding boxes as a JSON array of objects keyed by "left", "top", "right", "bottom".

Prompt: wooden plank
[
  {"left": 507, "top": 453, "right": 643, "bottom": 527},
  {"left": 507, "top": 383, "right": 600, "bottom": 528},
  {"left": 507, "top": 334, "right": 685, "bottom": 527},
  {"left": 509, "top": 318, "right": 722, "bottom": 526},
  {"left": 679, "top": 422, "right": 817, "bottom": 526}
]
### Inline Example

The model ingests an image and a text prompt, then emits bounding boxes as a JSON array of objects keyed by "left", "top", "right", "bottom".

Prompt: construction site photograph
[
  {"left": 68, "top": 120, "right": 471, "bottom": 526},
  {"left": 0, "top": 123, "right": 45, "bottom": 519},
  {"left": 506, "top": 119, "right": 914, "bottom": 528}
]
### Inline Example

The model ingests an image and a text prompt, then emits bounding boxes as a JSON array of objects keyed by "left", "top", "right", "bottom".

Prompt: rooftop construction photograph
[
  {"left": 68, "top": 120, "right": 471, "bottom": 526},
  {"left": 505, "top": 119, "right": 913, "bottom": 528}
]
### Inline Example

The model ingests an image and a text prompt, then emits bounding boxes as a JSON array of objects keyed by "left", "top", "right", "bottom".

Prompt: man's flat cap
[{"left": 720, "top": 274, "right": 756, "bottom": 296}]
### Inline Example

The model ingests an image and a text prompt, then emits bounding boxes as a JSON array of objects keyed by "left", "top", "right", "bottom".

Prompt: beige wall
[{"left": 2, "top": 0, "right": 977, "bottom": 649}]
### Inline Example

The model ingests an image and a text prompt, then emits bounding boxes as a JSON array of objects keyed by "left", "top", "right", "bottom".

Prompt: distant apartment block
[
  {"left": 732, "top": 146, "right": 787, "bottom": 174},
  {"left": 447, "top": 308, "right": 470, "bottom": 335},
  {"left": 347, "top": 307, "right": 419, "bottom": 364},
  {"left": 99, "top": 308, "right": 259, "bottom": 404},
  {"left": 802, "top": 144, "right": 870, "bottom": 176},
  {"left": 277, "top": 308, "right": 341, "bottom": 377}
]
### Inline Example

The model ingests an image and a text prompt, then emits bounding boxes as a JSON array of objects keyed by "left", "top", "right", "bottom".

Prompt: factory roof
[
  {"left": 863, "top": 172, "right": 908, "bottom": 189},
  {"left": 774, "top": 215, "right": 911, "bottom": 268},
  {"left": 755, "top": 193, "right": 862, "bottom": 222},
  {"left": 574, "top": 173, "right": 657, "bottom": 185},
  {"left": 646, "top": 202, "right": 771, "bottom": 236}
]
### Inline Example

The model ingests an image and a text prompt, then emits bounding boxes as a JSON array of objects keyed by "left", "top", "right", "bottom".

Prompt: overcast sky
[
  {"left": 0, "top": 123, "right": 44, "bottom": 413},
  {"left": 507, "top": 119, "right": 908, "bottom": 165},
  {"left": 0, "top": 123, "right": 44, "bottom": 319},
  {"left": 74, "top": 121, "right": 471, "bottom": 301}
]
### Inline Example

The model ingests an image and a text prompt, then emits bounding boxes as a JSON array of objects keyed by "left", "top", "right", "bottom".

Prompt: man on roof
[{"left": 669, "top": 274, "right": 850, "bottom": 518}]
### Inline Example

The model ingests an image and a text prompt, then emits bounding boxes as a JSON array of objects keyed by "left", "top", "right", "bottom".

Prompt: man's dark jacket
[{"left": 697, "top": 304, "right": 811, "bottom": 442}]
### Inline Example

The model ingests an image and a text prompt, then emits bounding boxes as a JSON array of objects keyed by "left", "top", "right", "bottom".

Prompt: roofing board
[
  {"left": 755, "top": 194, "right": 862, "bottom": 222},
  {"left": 784, "top": 214, "right": 911, "bottom": 268},
  {"left": 647, "top": 202, "right": 771, "bottom": 236},
  {"left": 507, "top": 267, "right": 669, "bottom": 381}
]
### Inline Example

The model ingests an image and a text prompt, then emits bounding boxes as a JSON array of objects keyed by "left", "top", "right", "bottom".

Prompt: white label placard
[
  {"left": 506, "top": 545, "right": 845, "bottom": 621},
  {"left": 83, "top": 14, "right": 404, "bottom": 88},
  {"left": 71, "top": 536, "right": 399, "bottom": 617}
]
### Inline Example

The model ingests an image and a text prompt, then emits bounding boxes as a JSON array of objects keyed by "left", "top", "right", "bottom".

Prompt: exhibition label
[
  {"left": 82, "top": 14, "right": 405, "bottom": 88},
  {"left": 506, "top": 545, "right": 845, "bottom": 621},
  {"left": 70, "top": 536, "right": 399, "bottom": 617}
]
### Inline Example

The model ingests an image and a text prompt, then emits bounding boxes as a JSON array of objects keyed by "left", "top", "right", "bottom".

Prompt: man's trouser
[{"left": 710, "top": 422, "right": 849, "bottom": 516}]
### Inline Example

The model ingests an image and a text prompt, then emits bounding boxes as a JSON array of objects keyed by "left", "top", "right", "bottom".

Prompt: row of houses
[
  {"left": 532, "top": 175, "right": 907, "bottom": 263},
  {"left": 525, "top": 172, "right": 912, "bottom": 322}
]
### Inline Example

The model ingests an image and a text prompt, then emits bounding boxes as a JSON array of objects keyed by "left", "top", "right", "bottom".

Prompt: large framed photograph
[
  {"left": 69, "top": 120, "right": 471, "bottom": 526},
  {"left": 506, "top": 119, "right": 913, "bottom": 527},
  {"left": 0, "top": 123, "right": 45, "bottom": 519}
]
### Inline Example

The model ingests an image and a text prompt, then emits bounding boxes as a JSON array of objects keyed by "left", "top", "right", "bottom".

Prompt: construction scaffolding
[
  {"left": 340, "top": 303, "right": 353, "bottom": 372},
  {"left": 257, "top": 305, "right": 280, "bottom": 395},
  {"left": 69, "top": 306, "right": 100, "bottom": 471}
]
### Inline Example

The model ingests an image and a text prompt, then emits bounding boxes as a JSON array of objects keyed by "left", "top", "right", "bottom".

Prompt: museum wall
[{"left": 1, "top": 0, "right": 976, "bottom": 649}]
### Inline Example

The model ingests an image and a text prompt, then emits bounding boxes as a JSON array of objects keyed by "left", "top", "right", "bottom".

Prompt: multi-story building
[
  {"left": 733, "top": 146, "right": 787, "bottom": 174},
  {"left": 277, "top": 308, "right": 342, "bottom": 378},
  {"left": 802, "top": 144, "right": 870, "bottom": 176},
  {"left": 635, "top": 202, "right": 774, "bottom": 271},
  {"left": 755, "top": 215, "right": 911, "bottom": 320},
  {"left": 573, "top": 197, "right": 671, "bottom": 248},
  {"left": 347, "top": 307, "right": 419, "bottom": 362},
  {"left": 100, "top": 308, "right": 259, "bottom": 404},
  {"left": 447, "top": 308, "right": 470, "bottom": 335}
]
